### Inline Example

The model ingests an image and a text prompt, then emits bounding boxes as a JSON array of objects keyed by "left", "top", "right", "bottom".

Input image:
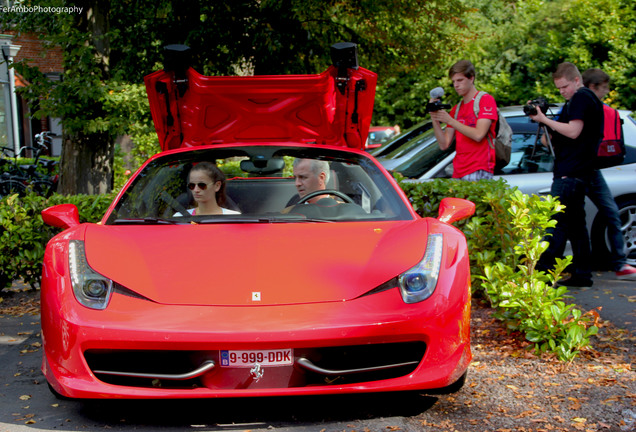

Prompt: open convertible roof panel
[{"left": 145, "top": 43, "right": 377, "bottom": 151}]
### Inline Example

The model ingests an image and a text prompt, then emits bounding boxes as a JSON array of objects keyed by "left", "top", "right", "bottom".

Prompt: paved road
[
  {"left": 567, "top": 270, "right": 636, "bottom": 332},
  {"left": 0, "top": 273, "right": 634, "bottom": 432}
]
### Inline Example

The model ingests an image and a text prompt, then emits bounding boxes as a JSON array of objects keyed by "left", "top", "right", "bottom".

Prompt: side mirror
[
  {"left": 42, "top": 204, "right": 80, "bottom": 230},
  {"left": 437, "top": 197, "right": 475, "bottom": 224}
]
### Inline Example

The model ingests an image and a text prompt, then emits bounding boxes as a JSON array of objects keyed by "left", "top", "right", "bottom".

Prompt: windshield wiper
[
  {"left": 197, "top": 217, "right": 264, "bottom": 224},
  {"left": 284, "top": 218, "right": 334, "bottom": 223},
  {"left": 112, "top": 217, "right": 186, "bottom": 225},
  {"left": 112, "top": 216, "right": 334, "bottom": 225},
  {"left": 262, "top": 215, "right": 334, "bottom": 223},
  {"left": 196, "top": 216, "right": 333, "bottom": 224}
]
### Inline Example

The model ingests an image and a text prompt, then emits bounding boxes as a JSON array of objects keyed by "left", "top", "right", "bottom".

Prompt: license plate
[{"left": 219, "top": 349, "right": 293, "bottom": 367}]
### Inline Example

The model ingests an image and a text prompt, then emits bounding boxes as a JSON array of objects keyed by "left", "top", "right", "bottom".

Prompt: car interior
[{"left": 107, "top": 147, "right": 411, "bottom": 223}]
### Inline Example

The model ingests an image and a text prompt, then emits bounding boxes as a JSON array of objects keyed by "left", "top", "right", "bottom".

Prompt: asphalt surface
[
  {"left": 565, "top": 270, "right": 636, "bottom": 332},
  {"left": 0, "top": 273, "right": 634, "bottom": 432}
]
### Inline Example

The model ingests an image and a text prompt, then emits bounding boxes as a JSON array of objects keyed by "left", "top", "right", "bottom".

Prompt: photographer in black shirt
[{"left": 529, "top": 62, "right": 603, "bottom": 287}]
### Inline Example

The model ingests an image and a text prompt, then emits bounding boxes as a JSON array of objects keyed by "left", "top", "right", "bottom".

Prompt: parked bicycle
[{"left": 0, "top": 132, "right": 59, "bottom": 199}]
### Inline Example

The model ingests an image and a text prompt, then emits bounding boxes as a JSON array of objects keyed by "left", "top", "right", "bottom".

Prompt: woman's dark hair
[{"left": 190, "top": 161, "right": 228, "bottom": 206}]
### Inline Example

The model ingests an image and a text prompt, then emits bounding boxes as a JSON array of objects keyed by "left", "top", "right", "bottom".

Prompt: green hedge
[
  {"left": 0, "top": 180, "right": 598, "bottom": 361},
  {"left": 398, "top": 177, "right": 598, "bottom": 361},
  {"left": 0, "top": 192, "right": 115, "bottom": 290}
]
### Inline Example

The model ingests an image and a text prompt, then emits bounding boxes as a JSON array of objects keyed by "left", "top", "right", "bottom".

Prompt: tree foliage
[
  {"left": 451, "top": 0, "right": 636, "bottom": 109},
  {"left": 1, "top": 0, "right": 635, "bottom": 192},
  {"left": 1, "top": 0, "right": 468, "bottom": 193}
]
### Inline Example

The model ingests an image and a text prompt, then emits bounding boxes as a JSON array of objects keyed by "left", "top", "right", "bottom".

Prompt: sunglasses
[{"left": 188, "top": 182, "right": 212, "bottom": 190}]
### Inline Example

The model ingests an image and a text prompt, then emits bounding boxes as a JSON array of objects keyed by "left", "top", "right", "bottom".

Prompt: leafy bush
[
  {"left": 397, "top": 176, "right": 599, "bottom": 361},
  {"left": 397, "top": 176, "right": 514, "bottom": 288},
  {"left": 1, "top": 177, "right": 599, "bottom": 361},
  {"left": 0, "top": 192, "right": 115, "bottom": 290},
  {"left": 477, "top": 191, "right": 599, "bottom": 362},
  {"left": 0, "top": 156, "right": 59, "bottom": 178}
]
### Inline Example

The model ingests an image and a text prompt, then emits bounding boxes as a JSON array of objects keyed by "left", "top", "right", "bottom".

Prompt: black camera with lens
[
  {"left": 523, "top": 97, "right": 550, "bottom": 116},
  {"left": 426, "top": 100, "right": 451, "bottom": 113}
]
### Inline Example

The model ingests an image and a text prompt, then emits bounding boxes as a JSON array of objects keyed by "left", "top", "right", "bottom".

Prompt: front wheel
[
  {"left": 591, "top": 196, "right": 636, "bottom": 268},
  {"left": 422, "top": 370, "right": 468, "bottom": 395},
  {"left": 47, "top": 383, "right": 72, "bottom": 401}
]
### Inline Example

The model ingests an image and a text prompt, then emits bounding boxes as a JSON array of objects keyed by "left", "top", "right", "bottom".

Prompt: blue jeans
[
  {"left": 538, "top": 176, "right": 592, "bottom": 280},
  {"left": 586, "top": 170, "right": 626, "bottom": 271}
]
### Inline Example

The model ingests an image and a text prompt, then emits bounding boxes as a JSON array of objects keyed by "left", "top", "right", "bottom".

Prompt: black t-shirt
[{"left": 551, "top": 87, "right": 603, "bottom": 178}]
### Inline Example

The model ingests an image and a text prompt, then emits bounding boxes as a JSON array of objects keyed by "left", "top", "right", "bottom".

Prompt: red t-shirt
[{"left": 448, "top": 94, "right": 498, "bottom": 178}]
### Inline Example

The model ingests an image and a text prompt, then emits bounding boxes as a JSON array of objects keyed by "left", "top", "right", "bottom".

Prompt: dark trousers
[
  {"left": 538, "top": 176, "right": 592, "bottom": 280},
  {"left": 586, "top": 170, "right": 626, "bottom": 271}
]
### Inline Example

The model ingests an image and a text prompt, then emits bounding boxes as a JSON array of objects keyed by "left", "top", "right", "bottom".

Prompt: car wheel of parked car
[{"left": 591, "top": 196, "right": 636, "bottom": 268}]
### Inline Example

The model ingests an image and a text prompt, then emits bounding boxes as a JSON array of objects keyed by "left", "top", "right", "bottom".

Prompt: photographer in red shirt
[{"left": 430, "top": 60, "right": 498, "bottom": 181}]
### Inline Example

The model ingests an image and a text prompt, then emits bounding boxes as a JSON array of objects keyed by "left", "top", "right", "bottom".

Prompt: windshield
[
  {"left": 370, "top": 121, "right": 433, "bottom": 158},
  {"left": 106, "top": 145, "right": 413, "bottom": 224},
  {"left": 390, "top": 137, "right": 455, "bottom": 179},
  {"left": 384, "top": 127, "right": 438, "bottom": 160}
]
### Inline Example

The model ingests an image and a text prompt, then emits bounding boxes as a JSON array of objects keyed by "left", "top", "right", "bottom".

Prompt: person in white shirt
[{"left": 184, "top": 161, "right": 240, "bottom": 215}]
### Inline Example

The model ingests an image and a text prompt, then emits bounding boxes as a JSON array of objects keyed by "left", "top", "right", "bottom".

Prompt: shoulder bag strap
[{"left": 473, "top": 91, "right": 494, "bottom": 148}]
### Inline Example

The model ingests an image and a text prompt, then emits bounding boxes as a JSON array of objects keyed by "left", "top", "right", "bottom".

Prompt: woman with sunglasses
[{"left": 184, "top": 162, "right": 240, "bottom": 215}]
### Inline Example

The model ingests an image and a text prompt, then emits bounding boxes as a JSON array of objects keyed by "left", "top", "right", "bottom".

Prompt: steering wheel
[{"left": 297, "top": 189, "right": 355, "bottom": 205}]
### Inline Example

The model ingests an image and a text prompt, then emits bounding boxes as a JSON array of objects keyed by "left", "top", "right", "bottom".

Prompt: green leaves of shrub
[
  {"left": 0, "top": 192, "right": 115, "bottom": 290},
  {"left": 398, "top": 177, "right": 598, "bottom": 362},
  {"left": 478, "top": 191, "right": 598, "bottom": 362},
  {"left": 2, "top": 176, "right": 599, "bottom": 362}
]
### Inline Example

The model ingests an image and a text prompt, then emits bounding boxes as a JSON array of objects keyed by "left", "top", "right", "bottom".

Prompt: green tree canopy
[
  {"left": 451, "top": 0, "right": 636, "bottom": 108},
  {"left": 1, "top": 0, "right": 634, "bottom": 193},
  {"left": 1, "top": 0, "right": 468, "bottom": 194}
]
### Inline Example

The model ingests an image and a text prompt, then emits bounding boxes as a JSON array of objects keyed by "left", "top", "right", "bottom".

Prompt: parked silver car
[{"left": 373, "top": 106, "right": 636, "bottom": 267}]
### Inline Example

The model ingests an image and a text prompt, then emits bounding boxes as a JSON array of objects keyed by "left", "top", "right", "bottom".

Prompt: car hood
[
  {"left": 144, "top": 65, "right": 377, "bottom": 151},
  {"left": 83, "top": 221, "right": 428, "bottom": 306}
]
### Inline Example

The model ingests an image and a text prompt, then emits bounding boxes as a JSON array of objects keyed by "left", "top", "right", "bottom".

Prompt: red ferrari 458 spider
[{"left": 40, "top": 43, "right": 475, "bottom": 399}]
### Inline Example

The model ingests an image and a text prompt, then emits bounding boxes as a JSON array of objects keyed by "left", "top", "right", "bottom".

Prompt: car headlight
[
  {"left": 399, "top": 234, "right": 443, "bottom": 303},
  {"left": 69, "top": 240, "right": 113, "bottom": 310}
]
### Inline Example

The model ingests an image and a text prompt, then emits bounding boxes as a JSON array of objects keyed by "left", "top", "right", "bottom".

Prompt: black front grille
[
  {"left": 297, "top": 342, "right": 426, "bottom": 385},
  {"left": 84, "top": 341, "right": 426, "bottom": 389},
  {"left": 85, "top": 350, "right": 205, "bottom": 389}
]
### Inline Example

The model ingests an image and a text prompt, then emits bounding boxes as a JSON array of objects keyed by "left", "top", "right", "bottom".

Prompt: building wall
[
  {"left": 7, "top": 32, "right": 64, "bottom": 73},
  {"left": 2, "top": 32, "right": 64, "bottom": 155}
]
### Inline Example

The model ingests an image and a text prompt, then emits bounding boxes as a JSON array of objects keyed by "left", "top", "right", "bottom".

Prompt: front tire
[
  {"left": 423, "top": 370, "right": 468, "bottom": 395},
  {"left": 47, "top": 382, "right": 72, "bottom": 401}
]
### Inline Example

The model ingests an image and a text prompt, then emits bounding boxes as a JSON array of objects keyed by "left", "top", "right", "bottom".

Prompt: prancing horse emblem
[{"left": 250, "top": 363, "right": 264, "bottom": 382}]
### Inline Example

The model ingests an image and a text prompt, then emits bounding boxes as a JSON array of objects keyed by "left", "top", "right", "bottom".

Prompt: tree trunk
[
  {"left": 57, "top": 0, "right": 113, "bottom": 195},
  {"left": 58, "top": 131, "right": 114, "bottom": 195}
]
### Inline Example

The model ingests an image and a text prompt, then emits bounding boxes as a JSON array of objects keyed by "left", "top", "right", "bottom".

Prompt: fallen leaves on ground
[
  {"left": 0, "top": 288, "right": 39, "bottom": 317},
  {"left": 1, "top": 289, "right": 634, "bottom": 431},
  {"left": 413, "top": 299, "right": 636, "bottom": 431}
]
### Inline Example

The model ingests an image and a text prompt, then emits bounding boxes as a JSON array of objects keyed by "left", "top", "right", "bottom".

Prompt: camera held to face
[
  {"left": 427, "top": 87, "right": 452, "bottom": 113},
  {"left": 523, "top": 97, "right": 550, "bottom": 116}
]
